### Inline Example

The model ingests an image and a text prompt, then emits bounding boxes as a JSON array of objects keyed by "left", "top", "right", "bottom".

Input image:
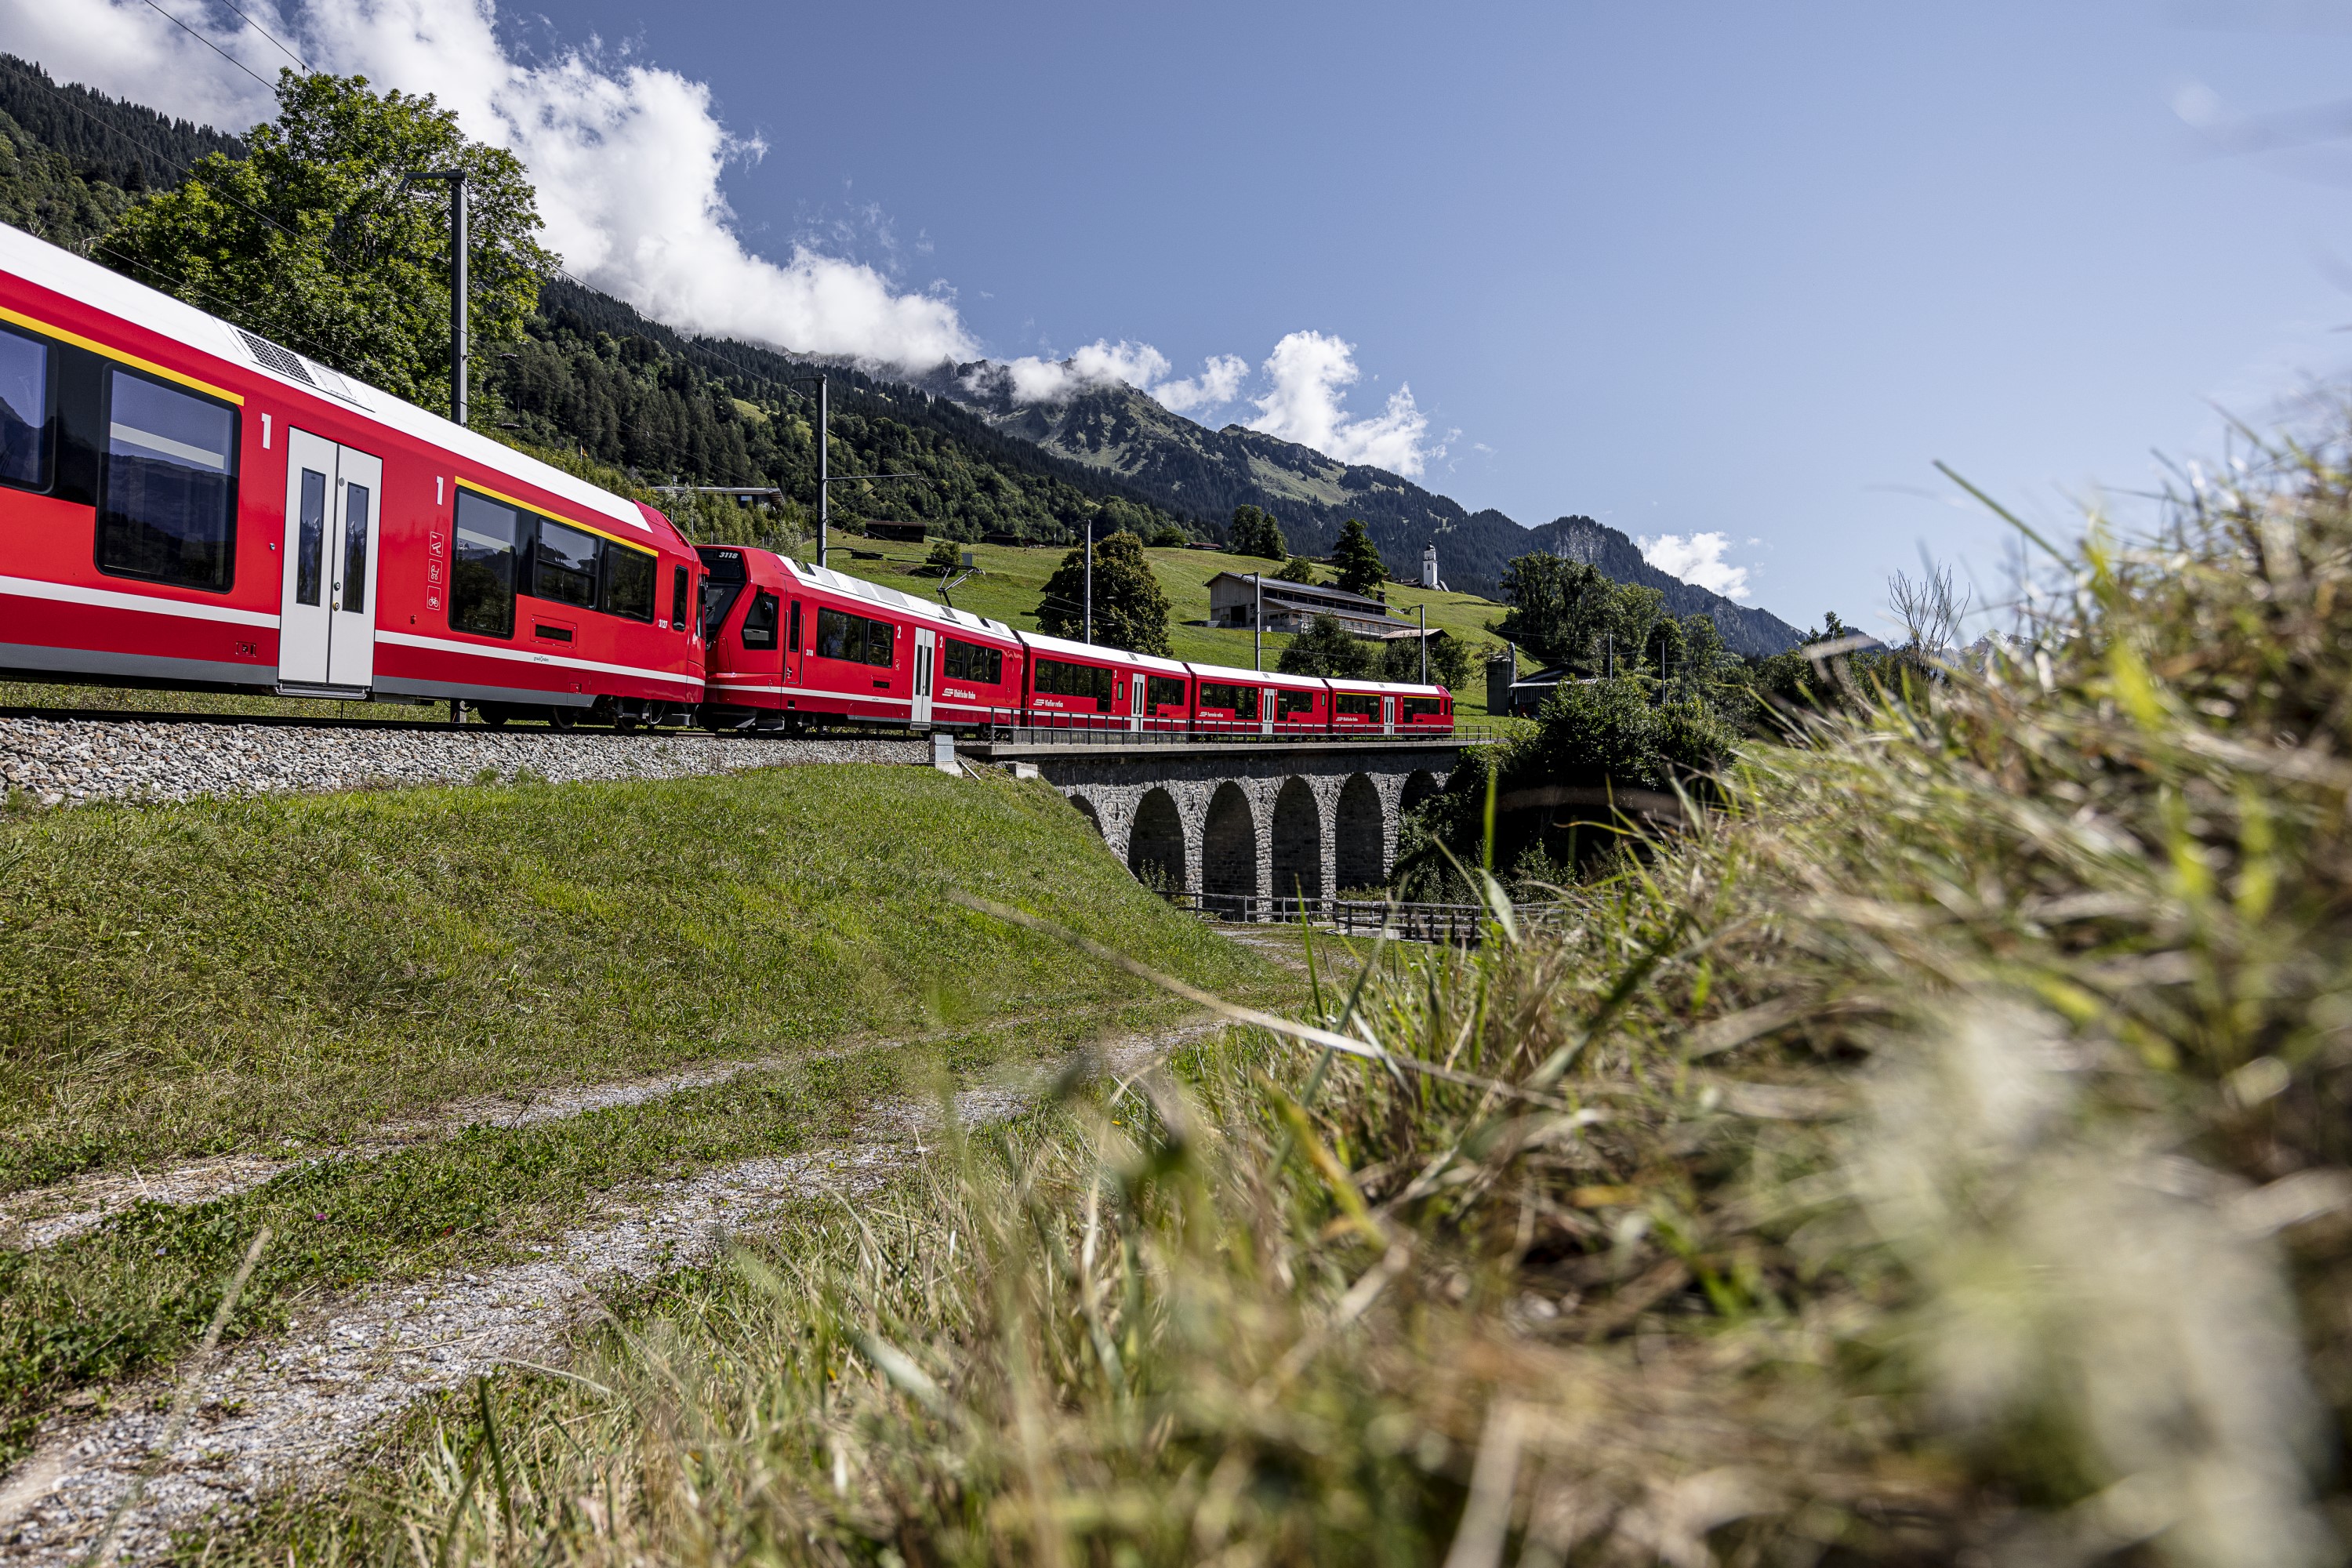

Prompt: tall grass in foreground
[{"left": 230, "top": 438, "right": 2352, "bottom": 1565}]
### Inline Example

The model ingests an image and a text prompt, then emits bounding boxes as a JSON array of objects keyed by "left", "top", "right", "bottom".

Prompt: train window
[
  {"left": 815, "top": 607, "right": 896, "bottom": 666},
  {"left": 1146, "top": 674, "right": 1186, "bottom": 711},
  {"left": 0, "top": 327, "right": 53, "bottom": 492},
  {"left": 1276, "top": 688, "right": 1316, "bottom": 719},
  {"left": 944, "top": 637, "right": 1004, "bottom": 685},
  {"left": 742, "top": 590, "right": 779, "bottom": 649},
  {"left": 815, "top": 605, "right": 862, "bottom": 662},
  {"left": 341, "top": 481, "right": 369, "bottom": 613},
  {"left": 1036, "top": 658, "right": 1112, "bottom": 710},
  {"left": 602, "top": 542, "right": 656, "bottom": 622},
  {"left": 670, "top": 564, "right": 689, "bottom": 629},
  {"left": 452, "top": 490, "right": 520, "bottom": 638},
  {"left": 294, "top": 468, "right": 326, "bottom": 606},
  {"left": 1334, "top": 693, "right": 1380, "bottom": 720},
  {"left": 1401, "top": 696, "right": 1443, "bottom": 722},
  {"left": 96, "top": 369, "right": 237, "bottom": 593},
  {"left": 1197, "top": 681, "right": 1260, "bottom": 720},
  {"left": 700, "top": 579, "right": 739, "bottom": 642},
  {"left": 788, "top": 599, "right": 802, "bottom": 653},
  {"left": 534, "top": 517, "right": 599, "bottom": 609}
]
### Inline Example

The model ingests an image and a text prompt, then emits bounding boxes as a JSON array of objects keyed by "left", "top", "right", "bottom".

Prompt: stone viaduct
[{"left": 961, "top": 737, "right": 1467, "bottom": 905}]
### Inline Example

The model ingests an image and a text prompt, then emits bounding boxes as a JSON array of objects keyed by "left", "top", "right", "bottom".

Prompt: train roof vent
[
  {"left": 237, "top": 328, "right": 314, "bottom": 385},
  {"left": 234, "top": 328, "right": 368, "bottom": 408}
]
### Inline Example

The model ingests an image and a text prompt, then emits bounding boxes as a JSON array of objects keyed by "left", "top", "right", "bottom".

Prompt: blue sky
[{"left": 17, "top": 0, "right": 2352, "bottom": 633}]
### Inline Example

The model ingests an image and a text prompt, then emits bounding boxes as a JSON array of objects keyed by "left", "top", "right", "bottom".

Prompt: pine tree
[
  {"left": 1229, "top": 505, "right": 1287, "bottom": 560},
  {"left": 1333, "top": 517, "right": 1387, "bottom": 599}
]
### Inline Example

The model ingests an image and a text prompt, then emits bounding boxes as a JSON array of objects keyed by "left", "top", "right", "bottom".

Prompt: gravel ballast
[{"left": 0, "top": 717, "right": 928, "bottom": 808}]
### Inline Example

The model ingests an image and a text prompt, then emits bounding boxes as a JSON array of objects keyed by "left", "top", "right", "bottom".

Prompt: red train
[
  {"left": 695, "top": 546, "right": 1451, "bottom": 737},
  {"left": 0, "top": 223, "right": 1452, "bottom": 737}
]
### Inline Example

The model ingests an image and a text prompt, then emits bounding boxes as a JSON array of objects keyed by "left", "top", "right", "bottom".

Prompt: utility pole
[
  {"left": 403, "top": 169, "right": 467, "bottom": 425},
  {"left": 1419, "top": 603, "right": 1428, "bottom": 684},
  {"left": 781, "top": 371, "right": 914, "bottom": 568},
  {"left": 1083, "top": 517, "right": 1094, "bottom": 644},
  {"left": 817, "top": 375, "right": 828, "bottom": 567},
  {"left": 1254, "top": 573, "right": 1263, "bottom": 670}
]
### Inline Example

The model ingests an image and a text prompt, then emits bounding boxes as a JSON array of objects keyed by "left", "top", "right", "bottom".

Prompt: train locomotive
[{"left": 0, "top": 221, "right": 1454, "bottom": 739}]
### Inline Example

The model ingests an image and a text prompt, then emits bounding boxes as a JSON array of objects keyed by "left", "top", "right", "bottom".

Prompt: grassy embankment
[
  {"left": 0, "top": 540, "right": 1514, "bottom": 721},
  {"left": 211, "top": 433, "right": 2352, "bottom": 1567},
  {"left": 0, "top": 763, "right": 1283, "bottom": 1464}
]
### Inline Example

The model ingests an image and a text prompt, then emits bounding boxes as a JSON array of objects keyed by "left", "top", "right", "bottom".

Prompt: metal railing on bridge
[
  {"left": 973, "top": 711, "right": 1511, "bottom": 748},
  {"left": 1163, "top": 890, "right": 1490, "bottom": 946}
]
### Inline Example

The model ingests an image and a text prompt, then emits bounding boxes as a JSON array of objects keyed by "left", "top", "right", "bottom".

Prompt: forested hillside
[
  {"left": 0, "top": 64, "right": 1193, "bottom": 546},
  {"left": 0, "top": 55, "right": 245, "bottom": 252},
  {"left": 496, "top": 281, "right": 1198, "bottom": 543},
  {"left": 957, "top": 379, "right": 1802, "bottom": 654},
  {"left": 0, "top": 55, "right": 1798, "bottom": 648}
]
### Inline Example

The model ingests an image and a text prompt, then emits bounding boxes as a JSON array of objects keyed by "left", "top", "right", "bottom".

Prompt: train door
[
  {"left": 911, "top": 626, "right": 936, "bottom": 725},
  {"left": 1382, "top": 695, "right": 1396, "bottom": 735},
  {"left": 281, "top": 430, "right": 383, "bottom": 693},
  {"left": 1130, "top": 673, "right": 1145, "bottom": 732},
  {"left": 1261, "top": 688, "right": 1275, "bottom": 736}
]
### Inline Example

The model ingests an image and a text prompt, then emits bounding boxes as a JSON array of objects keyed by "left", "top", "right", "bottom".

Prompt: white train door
[
  {"left": 1261, "top": 687, "right": 1275, "bottom": 736},
  {"left": 1382, "top": 695, "right": 1396, "bottom": 735},
  {"left": 1130, "top": 673, "right": 1145, "bottom": 731},
  {"left": 281, "top": 430, "right": 383, "bottom": 693},
  {"left": 911, "top": 626, "right": 936, "bottom": 725}
]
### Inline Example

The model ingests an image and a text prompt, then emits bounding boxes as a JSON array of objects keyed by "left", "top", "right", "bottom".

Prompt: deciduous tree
[
  {"left": 1035, "top": 531, "right": 1172, "bottom": 656},
  {"left": 103, "top": 71, "right": 556, "bottom": 421},
  {"left": 1276, "top": 613, "right": 1370, "bottom": 678},
  {"left": 1494, "top": 553, "right": 1662, "bottom": 675}
]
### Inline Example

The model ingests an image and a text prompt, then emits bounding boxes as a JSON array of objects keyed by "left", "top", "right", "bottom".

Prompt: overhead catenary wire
[
  {"left": 212, "top": 0, "right": 310, "bottom": 71},
  {"left": 134, "top": 0, "right": 278, "bottom": 93}
]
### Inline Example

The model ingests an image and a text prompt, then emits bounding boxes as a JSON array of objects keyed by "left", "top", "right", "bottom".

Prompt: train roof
[
  {"left": 1018, "top": 630, "right": 1191, "bottom": 676},
  {"left": 0, "top": 224, "right": 656, "bottom": 538},
  {"left": 1326, "top": 675, "right": 1447, "bottom": 696},
  {"left": 779, "top": 558, "right": 1016, "bottom": 640},
  {"left": 1184, "top": 659, "right": 1323, "bottom": 688}
]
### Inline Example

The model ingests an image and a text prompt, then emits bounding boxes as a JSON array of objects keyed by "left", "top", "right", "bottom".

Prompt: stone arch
[
  {"left": 1201, "top": 780, "right": 1260, "bottom": 913},
  {"left": 1334, "top": 772, "right": 1387, "bottom": 893},
  {"left": 1269, "top": 776, "right": 1323, "bottom": 916},
  {"left": 1401, "top": 768, "right": 1443, "bottom": 821},
  {"left": 1068, "top": 793, "right": 1105, "bottom": 838},
  {"left": 1127, "top": 787, "right": 1186, "bottom": 894}
]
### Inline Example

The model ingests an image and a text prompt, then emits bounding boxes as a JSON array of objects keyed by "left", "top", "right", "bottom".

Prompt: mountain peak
[{"left": 936, "top": 373, "right": 1802, "bottom": 655}]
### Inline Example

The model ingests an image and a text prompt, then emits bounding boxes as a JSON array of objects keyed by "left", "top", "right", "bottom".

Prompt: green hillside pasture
[{"left": 0, "top": 765, "right": 1265, "bottom": 1192}]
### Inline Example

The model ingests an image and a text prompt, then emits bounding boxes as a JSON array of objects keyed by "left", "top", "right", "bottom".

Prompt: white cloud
[
  {"left": 1639, "top": 532, "right": 1753, "bottom": 601},
  {"left": 6, "top": 1, "right": 1458, "bottom": 473},
  {"left": 4, "top": 0, "right": 977, "bottom": 367},
  {"left": 1246, "top": 330, "right": 1439, "bottom": 476},
  {"left": 984, "top": 340, "right": 1247, "bottom": 415},
  {"left": 1152, "top": 353, "right": 1248, "bottom": 414}
]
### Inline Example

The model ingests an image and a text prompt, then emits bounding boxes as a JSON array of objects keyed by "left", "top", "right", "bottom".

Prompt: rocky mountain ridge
[{"left": 942, "top": 375, "right": 1802, "bottom": 655}]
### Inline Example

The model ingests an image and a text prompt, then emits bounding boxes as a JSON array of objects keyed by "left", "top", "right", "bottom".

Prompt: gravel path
[
  {"left": 0, "top": 717, "right": 926, "bottom": 808},
  {"left": 0, "top": 1054, "right": 798, "bottom": 1251},
  {"left": 0, "top": 1023, "right": 1216, "bottom": 1566}
]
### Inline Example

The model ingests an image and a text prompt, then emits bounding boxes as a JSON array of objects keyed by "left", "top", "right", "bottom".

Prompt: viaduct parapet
[{"left": 961, "top": 739, "right": 1461, "bottom": 904}]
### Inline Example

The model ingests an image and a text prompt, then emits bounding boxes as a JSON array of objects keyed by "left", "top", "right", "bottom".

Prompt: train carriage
[
  {"left": 1017, "top": 632, "right": 1192, "bottom": 731},
  {"left": 695, "top": 548, "right": 1022, "bottom": 731},
  {"left": 1183, "top": 660, "right": 1329, "bottom": 735},
  {"left": 0, "top": 224, "right": 704, "bottom": 723},
  {"left": 1327, "top": 675, "right": 1451, "bottom": 734}
]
